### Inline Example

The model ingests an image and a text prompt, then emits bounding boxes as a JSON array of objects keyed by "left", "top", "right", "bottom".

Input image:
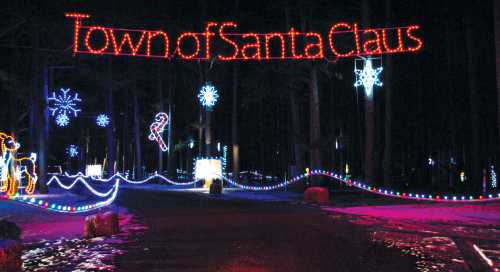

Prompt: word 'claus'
[{"left": 66, "top": 13, "right": 423, "bottom": 61}]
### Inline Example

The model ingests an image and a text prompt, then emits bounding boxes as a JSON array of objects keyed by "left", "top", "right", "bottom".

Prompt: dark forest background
[{"left": 0, "top": 0, "right": 499, "bottom": 195}]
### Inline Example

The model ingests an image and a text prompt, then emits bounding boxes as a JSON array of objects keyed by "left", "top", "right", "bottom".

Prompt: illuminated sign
[
  {"left": 85, "top": 164, "right": 102, "bottom": 178},
  {"left": 194, "top": 158, "right": 222, "bottom": 181},
  {"left": 66, "top": 13, "right": 423, "bottom": 61}
]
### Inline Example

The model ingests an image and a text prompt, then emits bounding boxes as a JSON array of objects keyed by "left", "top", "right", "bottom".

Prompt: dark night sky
[{"left": 0, "top": 0, "right": 497, "bottom": 191}]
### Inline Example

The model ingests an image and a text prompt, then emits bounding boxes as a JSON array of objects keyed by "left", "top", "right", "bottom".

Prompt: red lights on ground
[{"left": 66, "top": 13, "right": 423, "bottom": 61}]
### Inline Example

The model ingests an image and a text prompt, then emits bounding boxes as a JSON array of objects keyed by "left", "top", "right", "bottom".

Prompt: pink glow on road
[{"left": 324, "top": 203, "right": 500, "bottom": 225}]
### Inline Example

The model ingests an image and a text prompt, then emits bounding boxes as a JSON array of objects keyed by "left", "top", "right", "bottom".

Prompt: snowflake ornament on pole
[
  {"left": 48, "top": 88, "right": 82, "bottom": 126},
  {"left": 55, "top": 113, "right": 70, "bottom": 127},
  {"left": 198, "top": 84, "right": 219, "bottom": 109},
  {"left": 354, "top": 58, "right": 383, "bottom": 98},
  {"left": 96, "top": 114, "right": 110, "bottom": 127}
]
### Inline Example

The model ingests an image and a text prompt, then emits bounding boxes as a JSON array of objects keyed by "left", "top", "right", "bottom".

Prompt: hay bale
[
  {"left": 304, "top": 187, "right": 330, "bottom": 204},
  {"left": 84, "top": 212, "right": 119, "bottom": 238},
  {"left": 0, "top": 239, "right": 22, "bottom": 272},
  {"left": 209, "top": 180, "right": 222, "bottom": 194}
]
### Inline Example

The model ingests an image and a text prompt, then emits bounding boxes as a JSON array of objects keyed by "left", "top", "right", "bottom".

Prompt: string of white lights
[
  {"left": 64, "top": 171, "right": 201, "bottom": 186},
  {"left": 6, "top": 179, "right": 120, "bottom": 213},
  {"left": 221, "top": 170, "right": 500, "bottom": 203},
  {"left": 46, "top": 176, "right": 115, "bottom": 197}
]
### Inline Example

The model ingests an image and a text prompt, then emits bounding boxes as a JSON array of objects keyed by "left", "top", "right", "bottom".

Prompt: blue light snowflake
[
  {"left": 55, "top": 113, "right": 70, "bottom": 127},
  {"left": 96, "top": 114, "right": 110, "bottom": 127},
  {"left": 354, "top": 59, "right": 383, "bottom": 98},
  {"left": 66, "top": 145, "right": 79, "bottom": 158},
  {"left": 48, "top": 88, "right": 82, "bottom": 118},
  {"left": 198, "top": 84, "right": 219, "bottom": 109}
]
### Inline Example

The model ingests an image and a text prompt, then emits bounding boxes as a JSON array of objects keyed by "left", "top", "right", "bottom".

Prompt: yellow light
[{"left": 195, "top": 159, "right": 222, "bottom": 181}]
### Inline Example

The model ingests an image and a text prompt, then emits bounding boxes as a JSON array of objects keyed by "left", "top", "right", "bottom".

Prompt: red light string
[{"left": 66, "top": 13, "right": 423, "bottom": 61}]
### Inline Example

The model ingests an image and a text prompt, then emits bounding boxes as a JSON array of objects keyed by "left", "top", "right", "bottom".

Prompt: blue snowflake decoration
[
  {"left": 66, "top": 145, "right": 79, "bottom": 158},
  {"left": 96, "top": 114, "right": 110, "bottom": 127},
  {"left": 354, "top": 59, "right": 383, "bottom": 98},
  {"left": 48, "top": 88, "right": 82, "bottom": 118},
  {"left": 198, "top": 84, "right": 219, "bottom": 109},
  {"left": 55, "top": 113, "right": 70, "bottom": 127}
]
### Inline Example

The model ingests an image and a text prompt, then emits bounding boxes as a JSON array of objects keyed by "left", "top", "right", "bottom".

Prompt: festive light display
[
  {"left": 59, "top": 166, "right": 499, "bottom": 204},
  {"left": 0, "top": 133, "right": 38, "bottom": 197},
  {"left": 148, "top": 112, "right": 169, "bottom": 152},
  {"left": 198, "top": 84, "right": 219, "bottom": 109},
  {"left": 460, "top": 171, "right": 466, "bottom": 183},
  {"left": 96, "top": 113, "right": 110, "bottom": 127},
  {"left": 222, "top": 145, "right": 228, "bottom": 172},
  {"left": 85, "top": 164, "right": 103, "bottom": 178},
  {"left": 354, "top": 58, "right": 383, "bottom": 98},
  {"left": 5, "top": 178, "right": 120, "bottom": 214},
  {"left": 427, "top": 156, "right": 435, "bottom": 166},
  {"left": 55, "top": 113, "right": 70, "bottom": 127},
  {"left": 48, "top": 88, "right": 82, "bottom": 126},
  {"left": 66, "top": 145, "right": 79, "bottom": 158},
  {"left": 194, "top": 158, "right": 223, "bottom": 181},
  {"left": 220, "top": 169, "right": 500, "bottom": 202},
  {"left": 490, "top": 165, "right": 497, "bottom": 188},
  {"left": 47, "top": 175, "right": 115, "bottom": 197},
  {"left": 64, "top": 171, "right": 200, "bottom": 186},
  {"left": 66, "top": 13, "right": 423, "bottom": 61}
]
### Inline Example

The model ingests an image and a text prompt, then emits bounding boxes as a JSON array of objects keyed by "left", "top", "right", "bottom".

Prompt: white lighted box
[
  {"left": 194, "top": 158, "right": 222, "bottom": 180},
  {"left": 85, "top": 164, "right": 102, "bottom": 178}
]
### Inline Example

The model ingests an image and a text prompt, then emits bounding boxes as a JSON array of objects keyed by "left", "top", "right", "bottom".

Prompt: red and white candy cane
[{"left": 148, "top": 112, "right": 169, "bottom": 152}]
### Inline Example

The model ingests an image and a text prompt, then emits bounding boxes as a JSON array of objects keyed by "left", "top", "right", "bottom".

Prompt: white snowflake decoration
[
  {"left": 354, "top": 59, "right": 383, "bottom": 98},
  {"left": 48, "top": 88, "right": 82, "bottom": 118},
  {"left": 491, "top": 165, "right": 497, "bottom": 188},
  {"left": 55, "top": 113, "right": 70, "bottom": 127},
  {"left": 198, "top": 84, "right": 219, "bottom": 109},
  {"left": 96, "top": 114, "right": 110, "bottom": 127}
]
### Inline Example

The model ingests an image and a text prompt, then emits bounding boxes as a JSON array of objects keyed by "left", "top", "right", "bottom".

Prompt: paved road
[{"left": 114, "top": 188, "right": 416, "bottom": 272}]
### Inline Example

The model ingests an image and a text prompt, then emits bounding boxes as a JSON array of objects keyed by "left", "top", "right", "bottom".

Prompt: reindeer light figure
[{"left": 0, "top": 133, "right": 38, "bottom": 196}]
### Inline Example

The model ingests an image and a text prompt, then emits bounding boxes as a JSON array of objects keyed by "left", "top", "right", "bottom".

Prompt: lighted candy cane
[{"left": 148, "top": 112, "right": 169, "bottom": 152}]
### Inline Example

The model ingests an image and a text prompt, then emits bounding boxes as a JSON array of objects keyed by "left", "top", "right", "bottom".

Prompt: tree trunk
[
  {"left": 32, "top": 20, "right": 47, "bottom": 193},
  {"left": 465, "top": 6, "right": 482, "bottom": 189},
  {"left": 232, "top": 64, "right": 240, "bottom": 181},
  {"left": 383, "top": 0, "right": 393, "bottom": 186},
  {"left": 106, "top": 58, "right": 114, "bottom": 177},
  {"left": 132, "top": 68, "right": 142, "bottom": 179},
  {"left": 31, "top": 20, "right": 39, "bottom": 159},
  {"left": 197, "top": 63, "right": 205, "bottom": 157},
  {"left": 364, "top": 96, "right": 375, "bottom": 183},
  {"left": 290, "top": 89, "right": 303, "bottom": 175},
  {"left": 445, "top": 14, "right": 458, "bottom": 190},
  {"left": 157, "top": 63, "right": 164, "bottom": 173},
  {"left": 361, "top": 0, "right": 375, "bottom": 183},
  {"left": 309, "top": 65, "right": 321, "bottom": 178},
  {"left": 494, "top": 0, "right": 500, "bottom": 173},
  {"left": 205, "top": 111, "right": 211, "bottom": 156},
  {"left": 38, "top": 56, "right": 48, "bottom": 193},
  {"left": 166, "top": 65, "right": 174, "bottom": 176}
]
